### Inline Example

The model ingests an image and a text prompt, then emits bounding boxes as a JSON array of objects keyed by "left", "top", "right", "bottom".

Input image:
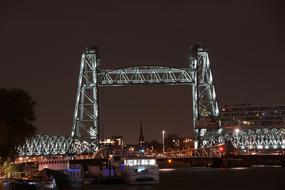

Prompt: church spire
[
  {"left": 140, "top": 121, "right": 143, "bottom": 138},
  {"left": 139, "top": 121, "right": 145, "bottom": 152}
]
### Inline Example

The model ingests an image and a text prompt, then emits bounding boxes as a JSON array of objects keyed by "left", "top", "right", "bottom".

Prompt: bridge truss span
[
  {"left": 98, "top": 66, "right": 195, "bottom": 86},
  {"left": 17, "top": 135, "right": 97, "bottom": 156}
]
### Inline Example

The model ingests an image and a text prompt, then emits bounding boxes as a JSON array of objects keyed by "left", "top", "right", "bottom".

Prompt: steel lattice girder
[
  {"left": 72, "top": 45, "right": 220, "bottom": 148},
  {"left": 17, "top": 135, "right": 97, "bottom": 156},
  {"left": 225, "top": 128, "right": 285, "bottom": 150},
  {"left": 200, "top": 128, "right": 285, "bottom": 151},
  {"left": 98, "top": 67, "right": 195, "bottom": 85}
]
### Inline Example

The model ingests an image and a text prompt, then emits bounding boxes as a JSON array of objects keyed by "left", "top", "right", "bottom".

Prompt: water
[{"left": 85, "top": 166, "right": 285, "bottom": 190}]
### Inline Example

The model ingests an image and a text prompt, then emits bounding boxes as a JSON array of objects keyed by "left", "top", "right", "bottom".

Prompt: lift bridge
[
  {"left": 18, "top": 44, "right": 285, "bottom": 157},
  {"left": 18, "top": 44, "right": 223, "bottom": 157}
]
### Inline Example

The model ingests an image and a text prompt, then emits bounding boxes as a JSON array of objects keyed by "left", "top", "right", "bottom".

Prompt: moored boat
[{"left": 123, "top": 157, "right": 159, "bottom": 184}]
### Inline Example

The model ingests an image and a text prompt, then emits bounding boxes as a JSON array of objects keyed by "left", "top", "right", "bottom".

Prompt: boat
[
  {"left": 38, "top": 158, "right": 83, "bottom": 188},
  {"left": 122, "top": 157, "right": 159, "bottom": 184}
]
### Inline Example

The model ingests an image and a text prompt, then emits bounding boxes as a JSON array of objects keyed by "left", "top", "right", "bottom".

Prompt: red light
[{"left": 218, "top": 146, "right": 224, "bottom": 153}]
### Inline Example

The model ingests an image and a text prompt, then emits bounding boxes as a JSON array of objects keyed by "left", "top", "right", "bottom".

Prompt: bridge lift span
[{"left": 72, "top": 44, "right": 221, "bottom": 149}]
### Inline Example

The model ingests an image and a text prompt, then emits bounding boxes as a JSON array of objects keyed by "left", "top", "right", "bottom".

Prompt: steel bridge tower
[
  {"left": 72, "top": 44, "right": 221, "bottom": 148},
  {"left": 71, "top": 47, "right": 100, "bottom": 141}
]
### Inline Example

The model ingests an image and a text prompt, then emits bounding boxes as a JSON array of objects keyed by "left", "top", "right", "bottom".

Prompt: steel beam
[{"left": 71, "top": 44, "right": 221, "bottom": 149}]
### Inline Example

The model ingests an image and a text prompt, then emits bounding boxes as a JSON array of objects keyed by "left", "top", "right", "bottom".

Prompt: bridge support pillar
[
  {"left": 189, "top": 44, "right": 220, "bottom": 148},
  {"left": 72, "top": 47, "right": 100, "bottom": 143}
]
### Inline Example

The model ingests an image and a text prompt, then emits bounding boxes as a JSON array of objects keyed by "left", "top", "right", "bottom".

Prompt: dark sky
[{"left": 0, "top": 0, "right": 285, "bottom": 144}]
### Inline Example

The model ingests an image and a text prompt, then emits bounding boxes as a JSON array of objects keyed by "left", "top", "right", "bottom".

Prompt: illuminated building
[
  {"left": 99, "top": 138, "right": 115, "bottom": 147},
  {"left": 111, "top": 136, "right": 124, "bottom": 149},
  {"left": 181, "top": 137, "right": 195, "bottom": 149}
]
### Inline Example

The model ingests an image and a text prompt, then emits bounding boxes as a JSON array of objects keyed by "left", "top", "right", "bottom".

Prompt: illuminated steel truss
[
  {"left": 17, "top": 135, "right": 97, "bottom": 156},
  {"left": 216, "top": 105, "right": 285, "bottom": 152},
  {"left": 226, "top": 128, "right": 285, "bottom": 151},
  {"left": 98, "top": 67, "right": 194, "bottom": 85},
  {"left": 72, "top": 44, "right": 220, "bottom": 147}
]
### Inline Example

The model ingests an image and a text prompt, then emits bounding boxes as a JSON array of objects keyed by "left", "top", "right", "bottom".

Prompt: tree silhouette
[{"left": 0, "top": 88, "right": 37, "bottom": 161}]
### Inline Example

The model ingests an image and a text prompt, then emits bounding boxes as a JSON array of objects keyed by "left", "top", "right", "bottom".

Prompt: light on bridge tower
[{"left": 72, "top": 46, "right": 100, "bottom": 143}]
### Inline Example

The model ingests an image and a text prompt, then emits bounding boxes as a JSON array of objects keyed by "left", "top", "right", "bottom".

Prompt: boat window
[
  {"left": 149, "top": 159, "right": 156, "bottom": 165},
  {"left": 141, "top": 159, "right": 149, "bottom": 165},
  {"left": 125, "top": 159, "right": 135, "bottom": 166},
  {"left": 133, "top": 160, "right": 137, "bottom": 165},
  {"left": 124, "top": 159, "right": 156, "bottom": 166}
]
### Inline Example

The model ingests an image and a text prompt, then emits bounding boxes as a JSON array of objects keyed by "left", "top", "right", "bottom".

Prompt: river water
[{"left": 85, "top": 166, "right": 285, "bottom": 190}]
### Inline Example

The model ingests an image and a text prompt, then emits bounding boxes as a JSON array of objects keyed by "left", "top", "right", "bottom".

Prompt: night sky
[{"left": 0, "top": 0, "right": 284, "bottom": 144}]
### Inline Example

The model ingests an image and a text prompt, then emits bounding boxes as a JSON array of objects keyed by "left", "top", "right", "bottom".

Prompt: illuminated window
[
  {"left": 149, "top": 159, "right": 156, "bottom": 165},
  {"left": 142, "top": 159, "right": 149, "bottom": 165},
  {"left": 126, "top": 160, "right": 134, "bottom": 166}
]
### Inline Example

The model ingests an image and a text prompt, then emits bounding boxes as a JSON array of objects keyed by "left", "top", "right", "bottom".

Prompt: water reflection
[
  {"left": 158, "top": 168, "right": 176, "bottom": 172},
  {"left": 82, "top": 166, "right": 285, "bottom": 190},
  {"left": 230, "top": 167, "right": 248, "bottom": 170}
]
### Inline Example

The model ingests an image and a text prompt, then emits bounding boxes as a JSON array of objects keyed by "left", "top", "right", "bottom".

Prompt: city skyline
[{"left": 1, "top": 0, "right": 285, "bottom": 143}]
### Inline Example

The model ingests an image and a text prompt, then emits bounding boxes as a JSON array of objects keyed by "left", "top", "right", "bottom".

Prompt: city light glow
[{"left": 235, "top": 128, "right": 240, "bottom": 134}]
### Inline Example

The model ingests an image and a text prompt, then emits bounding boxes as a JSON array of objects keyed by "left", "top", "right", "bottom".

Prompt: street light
[
  {"left": 235, "top": 128, "right": 240, "bottom": 134},
  {"left": 162, "top": 130, "right": 166, "bottom": 153}
]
